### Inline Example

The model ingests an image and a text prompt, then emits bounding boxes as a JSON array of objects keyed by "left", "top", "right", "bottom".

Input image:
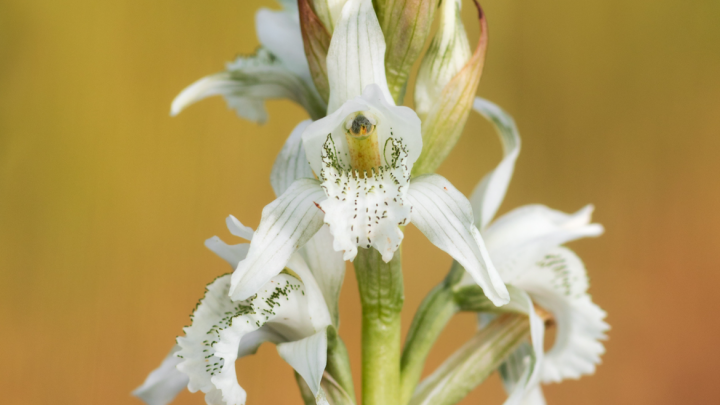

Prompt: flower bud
[{"left": 412, "top": 0, "right": 488, "bottom": 176}]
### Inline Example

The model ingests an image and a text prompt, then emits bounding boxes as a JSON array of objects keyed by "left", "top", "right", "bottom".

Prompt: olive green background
[{"left": 1, "top": 0, "right": 718, "bottom": 404}]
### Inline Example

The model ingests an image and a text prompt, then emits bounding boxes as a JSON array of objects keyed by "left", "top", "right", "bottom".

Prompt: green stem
[
  {"left": 326, "top": 328, "right": 357, "bottom": 403},
  {"left": 408, "top": 314, "right": 531, "bottom": 405},
  {"left": 354, "top": 247, "right": 404, "bottom": 405},
  {"left": 399, "top": 279, "right": 459, "bottom": 404}
]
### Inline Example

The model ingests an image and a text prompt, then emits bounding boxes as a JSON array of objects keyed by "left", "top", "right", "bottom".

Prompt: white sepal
[
  {"left": 204, "top": 215, "right": 254, "bottom": 268},
  {"left": 326, "top": 0, "right": 393, "bottom": 113},
  {"left": 133, "top": 346, "right": 189, "bottom": 405},
  {"left": 277, "top": 329, "right": 329, "bottom": 396},
  {"left": 229, "top": 179, "right": 326, "bottom": 301},
  {"left": 299, "top": 225, "right": 346, "bottom": 327},
  {"left": 407, "top": 174, "right": 509, "bottom": 306},
  {"left": 483, "top": 204, "right": 604, "bottom": 283},
  {"left": 271, "top": 120, "right": 315, "bottom": 197},
  {"left": 515, "top": 247, "right": 609, "bottom": 383},
  {"left": 470, "top": 98, "right": 521, "bottom": 229},
  {"left": 204, "top": 237, "right": 250, "bottom": 269}
]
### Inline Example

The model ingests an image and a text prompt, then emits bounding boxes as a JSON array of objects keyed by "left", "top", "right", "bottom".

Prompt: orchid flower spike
[
  {"left": 228, "top": 0, "right": 509, "bottom": 307},
  {"left": 134, "top": 217, "right": 334, "bottom": 405},
  {"left": 454, "top": 98, "right": 609, "bottom": 404}
]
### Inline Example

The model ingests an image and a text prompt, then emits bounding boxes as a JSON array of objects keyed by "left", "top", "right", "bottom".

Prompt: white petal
[
  {"left": 326, "top": 0, "right": 393, "bottom": 113},
  {"left": 204, "top": 237, "right": 250, "bottom": 269},
  {"left": 177, "top": 273, "right": 323, "bottom": 405},
  {"left": 320, "top": 137, "right": 411, "bottom": 262},
  {"left": 212, "top": 275, "right": 321, "bottom": 405},
  {"left": 498, "top": 286, "right": 545, "bottom": 405},
  {"left": 302, "top": 84, "right": 422, "bottom": 176},
  {"left": 255, "top": 8, "right": 311, "bottom": 81},
  {"left": 298, "top": 225, "right": 346, "bottom": 327},
  {"left": 230, "top": 179, "right": 326, "bottom": 301},
  {"left": 470, "top": 98, "right": 521, "bottom": 229},
  {"left": 133, "top": 346, "right": 189, "bottom": 405},
  {"left": 285, "top": 253, "right": 334, "bottom": 331},
  {"left": 516, "top": 247, "right": 609, "bottom": 383},
  {"left": 271, "top": 120, "right": 315, "bottom": 197},
  {"left": 171, "top": 49, "right": 325, "bottom": 122},
  {"left": 407, "top": 174, "right": 509, "bottom": 306},
  {"left": 226, "top": 216, "right": 255, "bottom": 240},
  {"left": 277, "top": 329, "right": 329, "bottom": 396},
  {"left": 483, "top": 204, "right": 604, "bottom": 283}
]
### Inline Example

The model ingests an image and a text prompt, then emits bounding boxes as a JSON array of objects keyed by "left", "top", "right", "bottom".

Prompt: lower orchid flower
[
  {"left": 453, "top": 98, "right": 609, "bottom": 404},
  {"left": 133, "top": 215, "right": 338, "bottom": 405}
]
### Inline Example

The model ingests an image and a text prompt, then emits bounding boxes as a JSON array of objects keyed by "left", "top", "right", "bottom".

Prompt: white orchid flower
[
  {"left": 134, "top": 216, "right": 335, "bottom": 405},
  {"left": 228, "top": 0, "right": 509, "bottom": 307},
  {"left": 170, "top": 0, "right": 326, "bottom": 123},
  {"left": 134, "top": 126, "right": 348, "bottom": 405},
  {"left": 462, "top": 98, "right": 609, "bottom": 404}
]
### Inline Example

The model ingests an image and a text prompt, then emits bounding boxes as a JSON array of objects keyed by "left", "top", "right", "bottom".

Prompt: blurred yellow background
[{"left": 1, "top": 0, "right": 719, "bottom": 404}]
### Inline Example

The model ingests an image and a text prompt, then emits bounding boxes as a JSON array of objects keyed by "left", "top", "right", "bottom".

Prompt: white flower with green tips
[
  {"left": 170, "top": 0, "right": 326, "bottom": 122},
  {"left": 459, "top": 98, "right": 609, "bottom": 404},
  {"left": 229, "top": 0, "right": 509, "bottom": 307}
]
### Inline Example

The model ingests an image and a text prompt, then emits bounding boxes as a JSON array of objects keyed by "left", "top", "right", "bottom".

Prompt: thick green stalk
[
  {"left": 354, "top": 248, "right": 404, "bottom": 405},
  {"left": 399, "top": 280, "right": 459, "bottom": 404},
  {"left": 327, "top": 327, "right": 357, "bottom": 402},
  {"left": 409, "top": 314, "right": 531, "bottom": 405}
]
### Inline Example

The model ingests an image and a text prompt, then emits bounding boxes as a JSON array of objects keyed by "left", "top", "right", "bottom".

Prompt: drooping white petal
[
  {"left": 515, "top": 247, "right": 609, "bottom": 383},
  {"left": 326, "top": 0, "right": 393, "bottom": 113},
  {"left": 303, "top": 84, "right": 422, "bottom": 176},
  {"left": 255, "top": 8, "right": 311, "bottom": 80},
  {"left": 226, "top": 216, "right": 254, "bottom": 240},
  {"left": 204, "top": 237, "right": 250, "bottom": 269},
  {"left": 230, "top": 179, "right": 326, "bottom": 301},
  {"left": 299, "top": 225, "right": 346, "bottom": 327},
  {"left": 470, "top": 98, "right": 521, "bottom": 229},
  {"left": 204, "top": 216, "right": 254, "bottom": 268},
  {"left": 133, "top": 346, "right": 189, "bottom": 405},
  {"left": 177, "top": 273, "right": 326, "bottom": 405},
  {"left": 277, "top": 329, "right": 329, "bottom": 396},
  {"left": 170, "top": 49, "right": 325, "bottom": 122},
  {"left": 319, "top": 136, "right": 411, "bottom": 262},
  {"left": 271, "top": 120, "right": 315, "bottom": 197},
  {"left": 483, "top": 204, "right": 604, "bottom": 283},
  {"left": 407, "top": 174, "right": 509, "bottom": 306},
  {"left": 498, "top": 286, "right": 545, "bottom": 405}
]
